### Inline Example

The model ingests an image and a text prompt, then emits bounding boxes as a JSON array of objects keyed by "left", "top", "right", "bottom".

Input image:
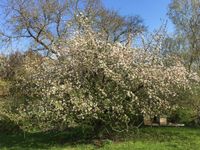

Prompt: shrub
[{"left": 8, "top": 16, "right": 195, "bottom": 134}]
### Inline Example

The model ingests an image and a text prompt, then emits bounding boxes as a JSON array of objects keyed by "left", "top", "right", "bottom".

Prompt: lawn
[{"left": 1, "top": 127, "right": 200, "bottom": 150}]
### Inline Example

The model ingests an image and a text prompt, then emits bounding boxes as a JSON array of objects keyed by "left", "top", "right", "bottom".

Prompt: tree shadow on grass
[
  {"left": 0, "top": 127, "right": 95, "bottom": 150},
  {"left": 1, "top": 127, "right": 198, "bottom": 150}
]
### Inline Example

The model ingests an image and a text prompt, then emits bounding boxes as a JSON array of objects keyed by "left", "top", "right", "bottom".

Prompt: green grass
[{"left": 1, "top": 127, "right": 200, "bottom": 150}]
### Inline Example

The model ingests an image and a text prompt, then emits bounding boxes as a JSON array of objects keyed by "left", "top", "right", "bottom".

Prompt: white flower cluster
[{"left": 12, "top": 17, "right": 196, "bottom": 131}]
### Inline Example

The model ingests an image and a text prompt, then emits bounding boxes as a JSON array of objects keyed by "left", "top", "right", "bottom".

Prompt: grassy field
[{"left": 1, "top": 127, "right": 200, "bottom": 150}]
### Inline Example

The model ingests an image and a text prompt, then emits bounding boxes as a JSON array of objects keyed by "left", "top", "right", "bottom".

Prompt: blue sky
[{"left": 102, "top": 0, "right": 174, "bottom": 33}]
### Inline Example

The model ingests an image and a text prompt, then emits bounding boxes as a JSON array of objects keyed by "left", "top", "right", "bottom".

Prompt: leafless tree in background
[{"left": 0, "top": 0, "right": 146, "bottom": 57}]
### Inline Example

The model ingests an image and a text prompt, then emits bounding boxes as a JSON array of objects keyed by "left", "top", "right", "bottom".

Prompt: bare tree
[
  {"left": 0, "top": 0, "right": 146, "bottom": 57},
  {"left": 94, "top": 8, "right": 146, "bottom": 46},
  {"left": 0, "top": 0, "right": 101, "bottom": 56}
]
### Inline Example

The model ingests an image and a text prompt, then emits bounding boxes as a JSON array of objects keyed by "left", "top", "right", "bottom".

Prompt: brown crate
[
  {"left": 144, "top": 117, "right": 152, "bottom": 125},
  {"left": 159, "top": 117, "right": 167, "bottom": 125}
]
